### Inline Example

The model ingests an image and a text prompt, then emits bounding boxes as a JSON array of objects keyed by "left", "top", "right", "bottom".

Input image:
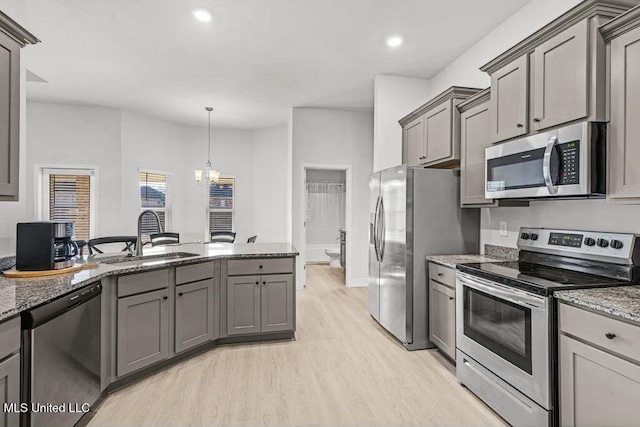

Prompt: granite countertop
[
  {"left": 0, "top": 242, "right": 298, "bottom": 322},
  {"left": 555, "top": 286, "right": 640, "bottom": 325},
  {"left": 426, "top": 254, "right": 509, "bottom": 269}
]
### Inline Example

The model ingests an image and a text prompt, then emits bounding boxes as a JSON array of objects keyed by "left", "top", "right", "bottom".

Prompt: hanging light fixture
[{"left": 195, "top": 106, "right": 221, "bottom": 185}]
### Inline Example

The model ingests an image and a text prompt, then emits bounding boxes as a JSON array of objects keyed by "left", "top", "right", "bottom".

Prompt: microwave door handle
[{"left": 543, "top": 136, "right": 559, "bottom": 195}]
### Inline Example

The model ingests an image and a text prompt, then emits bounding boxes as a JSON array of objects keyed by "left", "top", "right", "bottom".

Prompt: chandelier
[{"left": 194, "top": 106, "right": 220, "bottom": 185}]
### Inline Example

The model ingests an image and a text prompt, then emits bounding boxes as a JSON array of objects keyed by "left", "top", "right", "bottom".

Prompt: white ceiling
[{"left": 19, "top": 0, "right": 530, "bottom": 129}]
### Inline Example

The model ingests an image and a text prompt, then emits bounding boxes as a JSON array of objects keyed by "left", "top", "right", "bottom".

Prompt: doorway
[{"left": 304, "top": 167, "right": 347, "bottom": 285}]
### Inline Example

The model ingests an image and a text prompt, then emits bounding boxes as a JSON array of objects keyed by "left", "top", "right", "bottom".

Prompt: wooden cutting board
[{"left": 3, "top": 264, "right": 84, "bottom": 278}]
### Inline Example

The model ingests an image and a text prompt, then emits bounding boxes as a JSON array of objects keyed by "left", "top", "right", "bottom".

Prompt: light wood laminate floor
[{"left": 89, "top": 264, "right": 506, "bottom": 426}]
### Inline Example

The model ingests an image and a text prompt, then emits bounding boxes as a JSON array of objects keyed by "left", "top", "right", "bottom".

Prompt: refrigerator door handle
[
  {"left": 372, "top": 196, "right": 381, "bottom": 262},
  {"left": 379, "top": 197, "right": 386, "bottom": 261}
]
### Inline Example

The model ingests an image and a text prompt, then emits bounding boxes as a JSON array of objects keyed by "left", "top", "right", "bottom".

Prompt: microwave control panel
[{"left": 558, "top": 141, "right": 579, "bottom": 185}]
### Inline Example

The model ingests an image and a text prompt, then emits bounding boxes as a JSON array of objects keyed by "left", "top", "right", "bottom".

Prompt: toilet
[{"left": 325, "top": 248, "right": 341, "bottom": 268}]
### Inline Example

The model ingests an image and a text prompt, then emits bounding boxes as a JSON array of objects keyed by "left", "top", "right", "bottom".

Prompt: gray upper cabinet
[
  {"left": 175, "top": 279, "right": 215, "bottom": 353},
  {"left": 226, "top": 275, "right": 261, "bottom": 336},
  {"left": 261, "top": 274, "right": 294, "bottom": 333},
  {"left": 403, "top": 115, "right": 425, "bottom": 165},
  {"left": 0, "top": 13, "right": 38, "bottom": 202},
  {"left": 400, "top": 86, "right": 481, "bottom": 168},
  {"left": 559, "top": 303, "right": 640, "bottom": 426},
  {"left": 481, "top": 1, "right": 634, "bottom": 144},
  {"left": 459, "top": 89, "right": 496, "bottom": 206},
  {"left": 533, "top": 20, "right": 589, "bottom": 131},
  {"left": 489, "top": 55, "right": 529, "bottom": 142},
  {"left": 602, "top": 8, "right": 640, "bottom": 202},
  {"left": 117, "top": 288, "right": 169, "bottom": 377}
]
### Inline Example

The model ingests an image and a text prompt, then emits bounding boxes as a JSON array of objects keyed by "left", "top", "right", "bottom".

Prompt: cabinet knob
[
  {"left": 516, "top": 123, "right": 523, "bottom": 128},
  {"left": 437, "top": 273, "right": 443, "bottom": 276},
  {"left": 263, "top": 281, "right": 266, "bottom": 285},
  {"left": 255, "top": 281, "right": 259, "bottom": 285},
  {"left": 178, "top": 292, "right": 183, "bottom": 297},
  {"left": 163, "top": 296, "right": 168, "bottom": 300},
  {"left": 448, "top": 297, "right": 454, "bottom": 301},
  {"left": 259, "top": 265, "right": 263, "bottom": 269},
  {"left": 605, "top": 332, "right": 616, "bottom": 340},
  {"left": 533, "top": 118, "right": 541, "bottom": 123}
]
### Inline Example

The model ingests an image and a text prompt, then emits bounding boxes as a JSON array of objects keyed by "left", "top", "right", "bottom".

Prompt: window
[
  {"left": 140, "top": 171, "right": 173, "bottom": 242},
  {"left": 208, "top": 177, "right": 234, "bottom": 234},
  {"left": 42, "top": 168, "right": 96, "bottom": 241}
]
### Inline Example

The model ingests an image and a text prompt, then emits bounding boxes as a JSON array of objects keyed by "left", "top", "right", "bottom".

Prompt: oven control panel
[{"left": 517, "top": 227, "right": 639, "bottom": 265}]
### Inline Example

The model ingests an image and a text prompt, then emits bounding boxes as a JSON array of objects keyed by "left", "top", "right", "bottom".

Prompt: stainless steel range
[{"left": 456, "top": 227, "right": 640, "bottom": 427}]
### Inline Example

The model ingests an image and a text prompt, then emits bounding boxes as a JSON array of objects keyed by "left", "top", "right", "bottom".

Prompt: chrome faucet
[{"left": 136, "top": 210, "right": 163, "bottom": 256}]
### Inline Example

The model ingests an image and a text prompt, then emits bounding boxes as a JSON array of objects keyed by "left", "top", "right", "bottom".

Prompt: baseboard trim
[{"left": 346, "top": 276, "right": 367, "bottom": 288}]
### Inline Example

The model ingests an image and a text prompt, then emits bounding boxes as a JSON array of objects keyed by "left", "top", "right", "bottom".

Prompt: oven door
[
  {"left": 485, "top": 121, "right": 591, "bottom": 199},
  {"left": 456, "top": 272, "right": 551, "bottom": 410}
]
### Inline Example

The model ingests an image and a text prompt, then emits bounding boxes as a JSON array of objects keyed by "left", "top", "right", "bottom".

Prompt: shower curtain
[{"left": 305, "top": 182, "right": 345, "bottom": 245}]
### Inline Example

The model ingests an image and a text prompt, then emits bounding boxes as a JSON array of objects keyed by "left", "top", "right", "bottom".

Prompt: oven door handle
[
  {"left": 543, "top": 136, "right": 558, "bottom": 195},
  {"left": 457, "top": 273, "right": 547, "bottom": 310}
]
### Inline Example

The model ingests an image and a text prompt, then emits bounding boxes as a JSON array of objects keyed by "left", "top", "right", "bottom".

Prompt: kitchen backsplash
[{"left": 485, "top": 244, "right": 519, "bottom": 260}]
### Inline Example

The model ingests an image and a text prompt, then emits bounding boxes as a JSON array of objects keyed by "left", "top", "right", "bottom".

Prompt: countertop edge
[{"left": 555, "top": 290, "right": 640, "bottom": 325}]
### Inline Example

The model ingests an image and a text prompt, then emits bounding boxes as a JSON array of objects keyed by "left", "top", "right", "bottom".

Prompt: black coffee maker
[{"left": 16, "top": 222, "right": 79, "bottom": 271}]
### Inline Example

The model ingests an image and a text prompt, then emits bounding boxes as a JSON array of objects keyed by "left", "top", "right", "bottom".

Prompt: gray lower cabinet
[
  {"left": 559, "top": 302, "right": 640, "bottom": 426},
  {"left": 428, "top": 279, "right": 455, "bottom": 361},
  {"left": 261, "top": 274, "right": 295, "bottom": 333},
  {"left": 227, "top": 273, "right": 294, "bottom": 336},
  {"left": 0, "top": 353, "right": 19, "bottom": 427},
  {"left": 227, "top": 275, "right": 261, "bottom": 336},
  {"left": 117, "top": 288, "right": 169, "bottom": 377},
  {"left": 175, "top": 279, "right": 215, "bottom": 353}
]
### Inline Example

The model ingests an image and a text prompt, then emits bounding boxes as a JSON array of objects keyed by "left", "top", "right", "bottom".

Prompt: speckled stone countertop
[
  {"left": 555, "top": 286, "right": 640, "bottom": 325},
  {"left": 426, "top": 254, "right": 509, "bottom": 269},
  {"left": 0, "top": 242, "right": 298, "bottom": 322}
]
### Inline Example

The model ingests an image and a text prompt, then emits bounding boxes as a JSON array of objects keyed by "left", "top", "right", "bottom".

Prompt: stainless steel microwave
[{"left": 485, "top": 121, "right": 606, "bottom": 200}]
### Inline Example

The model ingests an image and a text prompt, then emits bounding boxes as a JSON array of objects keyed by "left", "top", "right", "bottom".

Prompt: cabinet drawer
[
  {"left": 0, "top": 318, "right": 20, "bottom": 360},
  {"left": 176, "top": 262, "right": 213, "bottom": 285},
  {"left": 560, "top": 303, "right": 640, "bottom": 363},
  {"left": 428, "top": 262, "right": 455, "bottom": 288},
  {"left": 227, "top": 258, "right": 293, "bottom": 276},
  {"left": 117, "top": 269, "right": 169, "bottom": 298}
]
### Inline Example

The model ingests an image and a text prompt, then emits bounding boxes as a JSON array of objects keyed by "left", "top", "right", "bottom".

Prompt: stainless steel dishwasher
[{"left": 21, "top": 281, "right": 102, "bottom": 427}]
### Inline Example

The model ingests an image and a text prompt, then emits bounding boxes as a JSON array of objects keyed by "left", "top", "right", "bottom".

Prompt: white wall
[
  {"left": 373, "top": 75, "right": 430, "bottom": 172},
  {"left": 291, "top": 107, "right": 373, "bottom": 288},
  {"left": 251, "top": 125, "right": 289, "bottom": 243}
]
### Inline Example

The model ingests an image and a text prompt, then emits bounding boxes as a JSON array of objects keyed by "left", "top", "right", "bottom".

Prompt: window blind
[
  {"left": 49, "top": 174, "right": 91, "bottom": 241},
  {"left": 139, "top": 171, "right": 172, "bottom": 242},
  {"left": 209, "top": 177, "right": 234, "bottom": 232}
]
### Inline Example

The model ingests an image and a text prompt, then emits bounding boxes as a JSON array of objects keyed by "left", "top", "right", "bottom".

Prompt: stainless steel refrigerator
[{"left": 368, "top": 165, "right": 479, "bottom": 350}]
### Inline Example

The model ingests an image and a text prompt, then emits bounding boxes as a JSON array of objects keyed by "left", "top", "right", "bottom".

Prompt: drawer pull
[
  {"left": 259, "top": 265, "right": 263, "bottom": 269},
  {"left": 438, "top": 273, "right": 443, "bottom": 276},
  {"left": 449, "top": 297, "right": 454, "bottom": 301},
  {"left": 605, "top": 332, "right": 616, "bottom": 340}
]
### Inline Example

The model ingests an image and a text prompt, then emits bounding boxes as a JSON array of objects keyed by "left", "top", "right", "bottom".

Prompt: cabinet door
[
  {"left": 429, "top": 279, "right": 456, "bottom": 360},
  {"left": 117, "top": 289, "right": 169, "bottom": 377},
  {"left": 226, "top": 275, "right": 261, "bottom": 336},
  {"left": 403, "top": 115, "right": 425, "bottom": 165},
  {"left": 489, "top": 55, "right": 528, "bottom": 143},
  {"left": 261, "top": 274, "right": 294, "bottom": 333},
  {"left": 0, "top": 354, "right": 19, "bottom": 427},
  {"left": 460, "top": 100, "right": 494, "bottom": 206},
  {"left": 533, "top": 20, "right": 588, "bottom": 131},
  {"left": 609, "top": 26, "right": 640, "bottom": 200},
  {"left": 424, "top": 101, "right": 452, "bottom": 164},
  {"left": 560, "top": 335, "right": 640, "bottom": 427},
  {"left": 175, "top": 279, "right": 214, "bottom": 353},
  {"left": 0, "top": 32, "right": 20, "bottom": 201}
]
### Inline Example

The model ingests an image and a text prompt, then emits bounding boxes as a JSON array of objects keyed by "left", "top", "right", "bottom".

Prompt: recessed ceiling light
[
  {"left": 192, "top": 7, "right": 213, "bottom": 22},
  {"left": 385, "top": 35, "right": 404, "bottom": 48}
]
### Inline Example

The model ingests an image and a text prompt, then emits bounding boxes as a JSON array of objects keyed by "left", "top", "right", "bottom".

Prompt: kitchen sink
[{"left": 97, "top": 252, "right": 200, "bottom": 266}]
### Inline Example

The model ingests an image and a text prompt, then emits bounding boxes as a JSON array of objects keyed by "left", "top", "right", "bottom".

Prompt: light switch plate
[{"left": 499, "top": 221, "right": 508, "bottom": 237}]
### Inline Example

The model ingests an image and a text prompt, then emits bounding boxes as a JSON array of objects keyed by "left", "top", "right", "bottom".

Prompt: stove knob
[
  {"left": 584, "top": 237, "right": 596, "bottom": 246},
  {"left": 597, "top": 238, "right": 609, "bottom": 248},
  {"left": 530, "top": 233, "right": 538, "bottom": 241},
  {"left": 610, "top": 239, "right": 624, "bottom": 250},
  {"left": 520, "top": 232, "right": 531, "bottom": 240}
]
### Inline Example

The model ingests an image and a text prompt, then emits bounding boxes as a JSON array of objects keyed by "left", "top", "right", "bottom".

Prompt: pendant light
[{"left": 194, "top": 106, "right": 220, "bottom": 185}]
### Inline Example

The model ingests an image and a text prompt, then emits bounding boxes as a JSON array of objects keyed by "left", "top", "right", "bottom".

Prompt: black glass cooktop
[{"left": 457, "top": 261, "right": 628, "bottom": 296}]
